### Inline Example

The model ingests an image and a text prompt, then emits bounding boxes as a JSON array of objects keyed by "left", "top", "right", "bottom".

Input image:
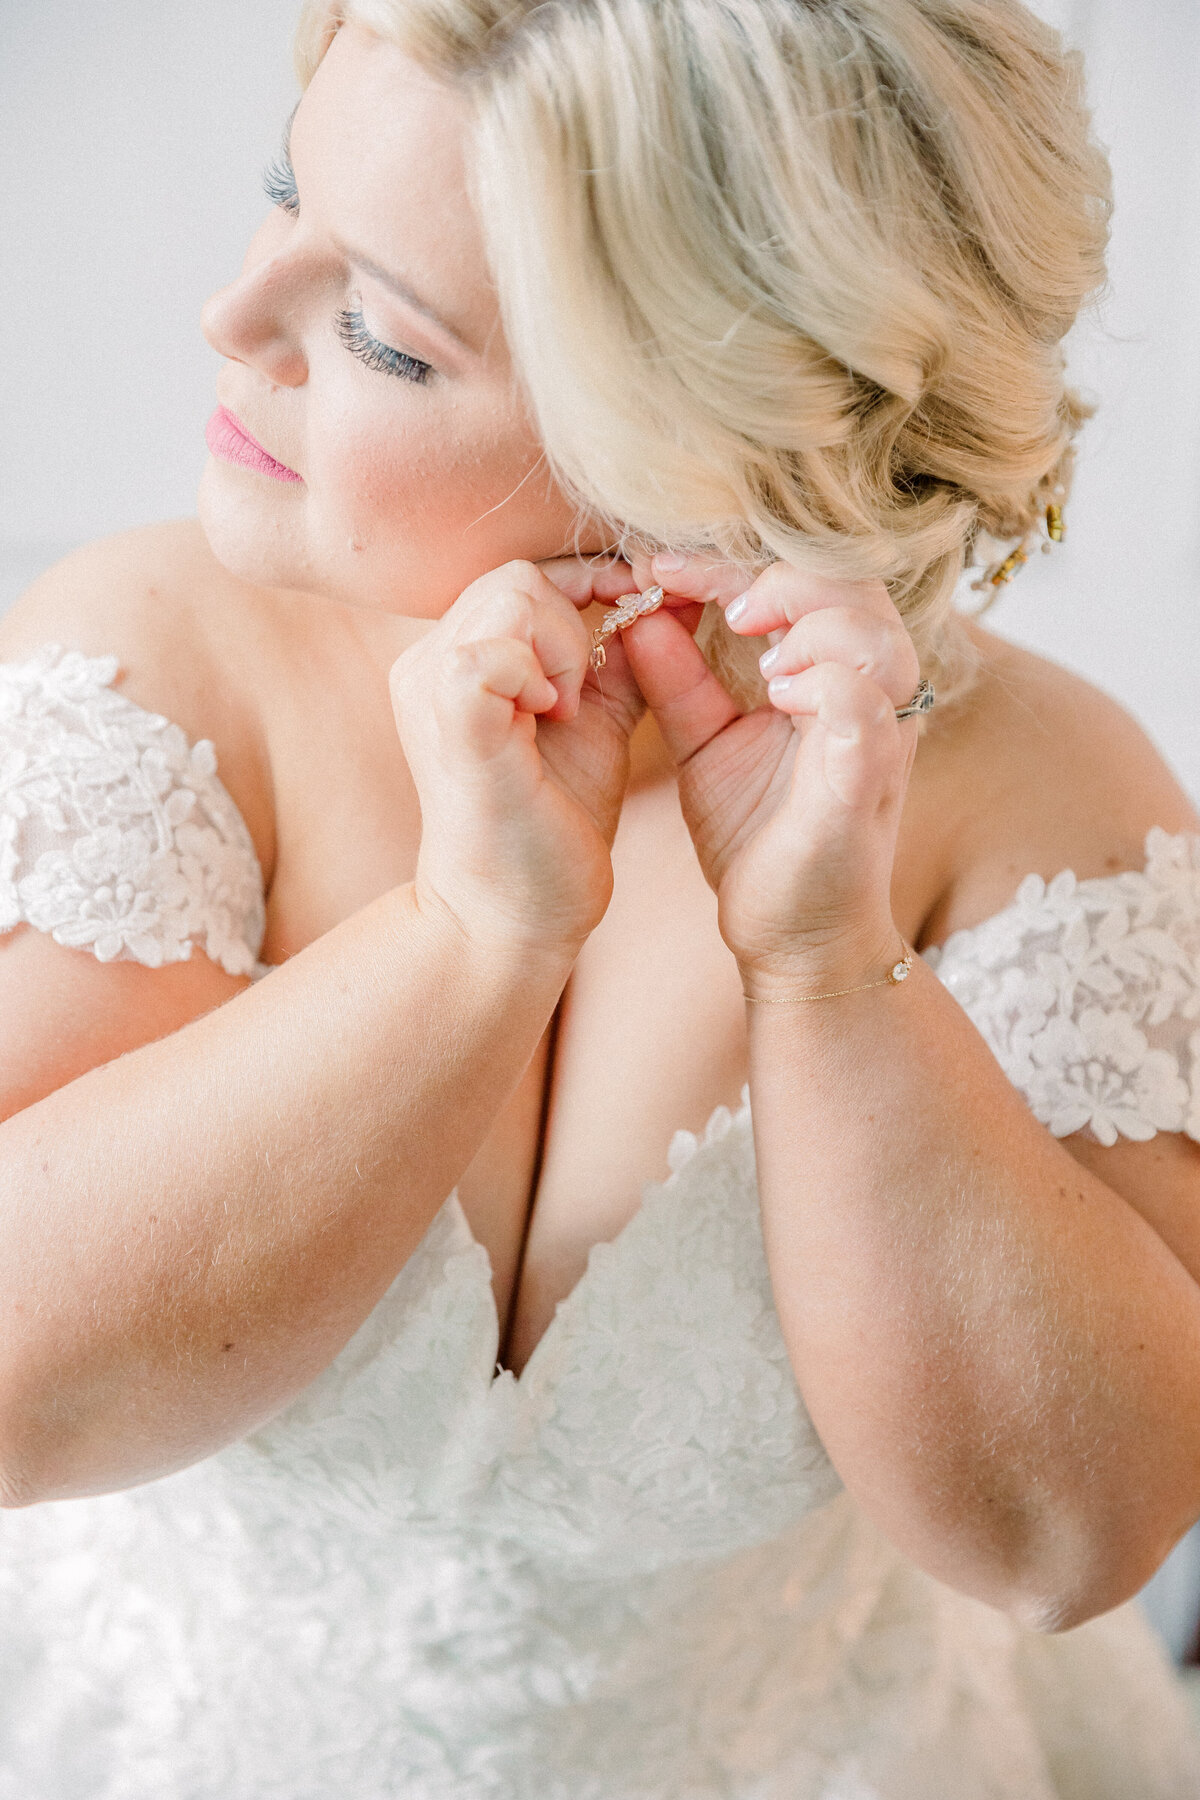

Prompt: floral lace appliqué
[
  {"left": 0, "top": 642, "right": 265, "bottom": 976},
  {"left": 924, "top": 828, "right": 1200, "bottom": 1145}
]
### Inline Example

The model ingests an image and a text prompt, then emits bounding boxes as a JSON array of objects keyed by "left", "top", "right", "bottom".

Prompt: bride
[{"left": 2, "top": 0, "right": 1200, "bottom": 1792}]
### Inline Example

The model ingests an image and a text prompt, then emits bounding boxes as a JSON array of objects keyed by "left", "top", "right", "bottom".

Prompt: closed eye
[
  {"left": 261, "top": 151, "right": 299, "bottom": 217},
  {"left": 259, "top": 148, "right": 433, "bottom": 385},
  {"left": 334, "top": 306, "right": 433, "bottom": 386}
]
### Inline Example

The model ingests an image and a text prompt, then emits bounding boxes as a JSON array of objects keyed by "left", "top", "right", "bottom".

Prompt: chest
[
  {"left": 254, "top": 640, "right": 945, "bottom": 1382},
  {"left": 257, "top": 679, "right": 754, "bottom": 1376}
]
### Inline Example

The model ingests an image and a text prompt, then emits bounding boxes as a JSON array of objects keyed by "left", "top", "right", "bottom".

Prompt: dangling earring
[{"left": 589, "top": 585, "right": 665, "bottom": 671}]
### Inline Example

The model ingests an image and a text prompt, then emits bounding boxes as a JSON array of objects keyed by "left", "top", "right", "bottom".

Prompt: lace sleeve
[
  {"left": 924, "top": 828, "right": 1200, "bottom": 1146},
  {"left": 0, "top": 642, "right": 266, "bottom": 976}
]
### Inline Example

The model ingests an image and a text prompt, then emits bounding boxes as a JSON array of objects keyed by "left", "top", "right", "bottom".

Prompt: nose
[{"left": 201, "top": 227, "right": 308, "bottom": 388}]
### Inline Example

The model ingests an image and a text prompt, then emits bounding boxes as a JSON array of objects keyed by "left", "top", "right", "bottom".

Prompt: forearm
[
  {"left": 0, "top": 887, "right": 573, "bottom": 1503},
  {"left": 746, "top": 954, "right": 1200, "bottom": 1627}
]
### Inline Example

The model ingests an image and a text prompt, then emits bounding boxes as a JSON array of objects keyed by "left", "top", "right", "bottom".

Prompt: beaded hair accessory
[{"left": 971, "top": 492, "right": 1066, "bottom": 599}]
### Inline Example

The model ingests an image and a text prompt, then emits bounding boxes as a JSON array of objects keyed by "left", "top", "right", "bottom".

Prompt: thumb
[{"left": 618, "top": 603, "right": 746, "bottom": 765}]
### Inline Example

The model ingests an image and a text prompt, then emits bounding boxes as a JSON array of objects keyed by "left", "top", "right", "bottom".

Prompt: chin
[{"left": 197, "top": 461, "right": 318, "bottom": 595}]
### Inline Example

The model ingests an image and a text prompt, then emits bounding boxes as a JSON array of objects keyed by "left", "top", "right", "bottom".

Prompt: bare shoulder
[
  {"left": 915, "top": 621, "right": 1199, "bottom": 945},
  {"left": 0, "top": 518, "right": 278, "bottom": 886}
]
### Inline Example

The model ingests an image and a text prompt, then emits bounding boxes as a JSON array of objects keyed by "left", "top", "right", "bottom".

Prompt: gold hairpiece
[{"left": 970, "top": 490, "right": 1067, "bottom": 597}]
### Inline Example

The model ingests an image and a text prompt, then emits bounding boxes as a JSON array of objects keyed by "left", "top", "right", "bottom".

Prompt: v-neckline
[
  {"left": 460, "top": 1087, "right": 754, "bottom": 1392},
  {"left": 256, "top": 833, "right": 1200, "bottom": 1389}
]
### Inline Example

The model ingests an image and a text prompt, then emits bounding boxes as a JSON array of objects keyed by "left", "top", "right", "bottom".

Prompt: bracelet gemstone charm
[{"left": 744, "top": 943, "right": 914, "bottom": 1004}]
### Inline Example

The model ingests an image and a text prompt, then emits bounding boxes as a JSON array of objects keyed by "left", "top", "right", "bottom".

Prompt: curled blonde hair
[{"left": 295, "top": 0, "right": 1112, "bottom": 708}]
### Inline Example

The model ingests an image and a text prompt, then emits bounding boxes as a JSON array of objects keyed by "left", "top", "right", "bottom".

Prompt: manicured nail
[
  {"left": 653, "top": 551, "right": 688, "bottom": 573},
  {"left": 767, "top": 674, "right": 795, "bottom": 701},
  {"left": 725, "top": 595, "right": 749, "bottom": 626},
  {"left": 758, "top": 644, "right": 781, "bottom": 675}
]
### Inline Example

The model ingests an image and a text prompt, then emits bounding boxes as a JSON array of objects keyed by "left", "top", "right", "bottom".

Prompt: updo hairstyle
[{"left": 296, "top": 0, "right": 1112, "bottom": 708}]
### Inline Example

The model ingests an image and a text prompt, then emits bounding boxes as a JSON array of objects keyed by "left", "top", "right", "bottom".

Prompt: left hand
[{"left": 616, "top": 549, "right": 923, "bottom": 992}]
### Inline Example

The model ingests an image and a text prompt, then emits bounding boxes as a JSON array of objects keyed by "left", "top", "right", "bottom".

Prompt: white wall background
[
  {"left": 0, "top": 0, "right": 300, "bottom": 574},
  {"left": 3, "top": 0, "right": 1200, "bottom": 1662},
  {"left": 2, "top": 0, "right": 1199, "bottom": 785},
  {"left": 1, "top": 0, "right": 1198, "bottom": 784}
]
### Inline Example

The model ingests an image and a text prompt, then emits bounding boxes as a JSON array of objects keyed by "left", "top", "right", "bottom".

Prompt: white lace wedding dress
[{"left": 3, "top": 642, "right": 1200, "bottom": 1799}]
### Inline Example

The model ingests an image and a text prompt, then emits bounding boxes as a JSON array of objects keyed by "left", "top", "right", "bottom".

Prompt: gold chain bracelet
[{"left": 743, "top": 944, "right": 914, "bottom": 1004}]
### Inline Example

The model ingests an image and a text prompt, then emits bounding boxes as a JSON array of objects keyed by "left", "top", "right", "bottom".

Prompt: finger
[
  {"left": 537, "top": 554, "right": 707, "bottom": 621},
  {"left": 436, "top": 637, "right": 557, "bottom": 762},
  {"left": 765, "top": 661, "right": 907, "bottom": 809},
  {"left": 533, "top": 554, "right": 638, "bottom": 609},
  {"left": 638, "top": 548, "right": 766, "bottom": 607},
  {"left": 724, "top": 562, "right": 898, "bottom": 639},
  {"left": 757, "top": 609, "right": 920, "bottom": 709},
  {"left": 536, "top": 557, "right": 702, "bottom": 726},
  {"left": 617, "top": 604, "right": 744, "bottom": 766},
  {"left": 508, "top": 591, "right": 593, "bottom": 722},
  {"left": 528, "top": 558, "right": 653, "bottom": 723},
  {"left": 448, "top": 569, "right": 594, "bottom": 721}
]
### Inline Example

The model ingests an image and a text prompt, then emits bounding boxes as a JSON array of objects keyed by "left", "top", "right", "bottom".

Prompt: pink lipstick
[{"left": 205, "top": 405, "right": 302, "bottom": 483}]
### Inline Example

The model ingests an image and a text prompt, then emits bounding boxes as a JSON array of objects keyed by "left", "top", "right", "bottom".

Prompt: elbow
[
  {"left": 0, "top": 1376, "right": 65, "bottom": 1509},
  {"left": 1002, "top": 1516, "right": 1197, "bottom": 1636},
  {"left": 0, "top": 1392, "right": 31, "bottom": 1507},
  {"left": 0, "top": 1435, "right": 39, "bottom": 1509},
  {"left": 0, "top": 1469, "right": 37, "bottom": 1510},
  {"left": 1006, "top": 1584, "right": 1114, "bottom": 1635}
]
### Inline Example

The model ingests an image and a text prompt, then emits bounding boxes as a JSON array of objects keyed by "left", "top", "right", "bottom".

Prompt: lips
[{"left": 205, "top": 405, "right": 303, "bottom": 483}]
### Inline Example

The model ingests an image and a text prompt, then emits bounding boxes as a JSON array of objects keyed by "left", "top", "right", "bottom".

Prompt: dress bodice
[
  {"left": 3, "top": 643, "right": 1200, "bottom": 1798},
  {"left": 216, "top": 1087, "right": 842, "bottom": 1574}
]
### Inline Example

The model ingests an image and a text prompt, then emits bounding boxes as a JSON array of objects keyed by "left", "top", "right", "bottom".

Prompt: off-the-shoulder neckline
[
  {"left": 923, "top": 825, "right": 1200, "bottom": 963},
  {"left": 8, "top": 644, "right": 1198, "bottom": 970}
]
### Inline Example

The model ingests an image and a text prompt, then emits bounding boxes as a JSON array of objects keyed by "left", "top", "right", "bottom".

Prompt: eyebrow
[
  {"left": 281, "top": 108, "right": 476, "bottom": 358},
  {"left": 338, "top": 246, "right": 477, "bottom": 356}
]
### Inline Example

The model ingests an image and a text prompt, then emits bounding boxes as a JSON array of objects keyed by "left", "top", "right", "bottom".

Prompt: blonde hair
[{"left": 295, "top": 0, "right": 1112, "bottom": 708}]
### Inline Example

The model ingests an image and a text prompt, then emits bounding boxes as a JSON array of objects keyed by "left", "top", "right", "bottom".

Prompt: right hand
[{"left": 388, "top": 556, "right": 658, "bottom": 959}]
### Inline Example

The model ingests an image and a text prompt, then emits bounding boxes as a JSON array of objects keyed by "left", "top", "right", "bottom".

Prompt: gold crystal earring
[{"left": 589, "top": 585, "right": 665, "bottom": 671}]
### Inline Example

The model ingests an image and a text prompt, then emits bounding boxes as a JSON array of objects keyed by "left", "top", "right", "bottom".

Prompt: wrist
[
  {"left": 406, "top": 881, "right": 585, "bottom": 984},
  {"left": 737, "top": 923, "right": 907, "bottom": 1004}
]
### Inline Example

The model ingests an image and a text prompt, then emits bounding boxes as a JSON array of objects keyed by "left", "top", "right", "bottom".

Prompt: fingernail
[
  {"left": 767, "top": 674, "right": 795, "bottom": 701},
  {"left": 758, "top": 644, "right": 781, "bottom": 675},
  {"left": 725, "top": 595, "right": 749, "bottom": 626},
  {"left": 653, "top": 551, "right": 688, "bottom": 573}
]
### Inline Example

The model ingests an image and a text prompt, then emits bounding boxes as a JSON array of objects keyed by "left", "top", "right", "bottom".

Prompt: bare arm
[
  {"left": 0, "top": 545, "right": 650, "bottom": 1507},
  {"left": 620, "top": 545, "right": 1200, "bottom": 1633},
  {"left": 0, "top": 889, "right": 573, "bottom": 1505},
  {"left": 745, "top": 961, "right": 1200, "bottom": 1633}
]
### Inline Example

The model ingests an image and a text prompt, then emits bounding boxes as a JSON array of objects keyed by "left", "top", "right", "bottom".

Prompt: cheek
[
  {"left": 322, "top": 384, "right": 511, "bottom": 522},
  {"left": 307, "top": 388, "right": 570, "bottom": 602}
]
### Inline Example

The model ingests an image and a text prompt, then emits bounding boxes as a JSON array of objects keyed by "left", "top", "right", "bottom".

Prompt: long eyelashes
[
  {"left": 261, "top": 154, "right": 300, "bottom": 216},
  {"left": 334, "top": 307, "right": 433, "bottom": 386},
  {"left": 259, "top": 155, "right": 433, "bottom": 387}
]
